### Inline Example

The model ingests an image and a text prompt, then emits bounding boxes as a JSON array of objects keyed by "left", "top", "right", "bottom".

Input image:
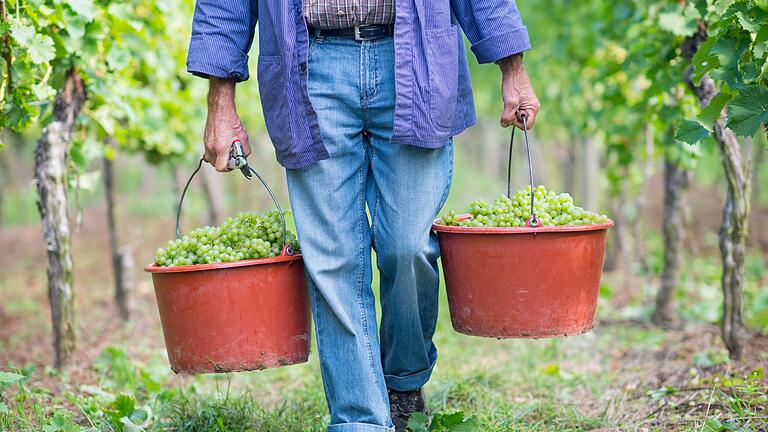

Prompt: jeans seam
[
  {"left": 306, "top": 276, "right": 335, "bottom": 403},
  {"left": 370, "top": 40, "right": 380, "bottom": 99},
  {"left": 437, "top": 141, "right": 454, "bottom": 211},
  {"left": 360, "top": 42, "right": 369, "bottom": 100},
  {"left": 356, "top": 161, "right": 370, "bottom": 370},
  {"left": 360, "top": 42, "right": 369, "bottom": 130},
  {"left": 355, "top": 157, "right": 386, "bottom": 411},
  {"left": 369, "top": 154, "right": 380, "bottom": 253}
]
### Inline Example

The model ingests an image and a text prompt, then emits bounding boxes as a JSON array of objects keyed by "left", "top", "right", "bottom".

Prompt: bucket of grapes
[
  {"left": 145, "top": 142, "right": 310, "bottom": 374},
  {"left": 432, "top": 117, "right": 613, "bottom": 339}
]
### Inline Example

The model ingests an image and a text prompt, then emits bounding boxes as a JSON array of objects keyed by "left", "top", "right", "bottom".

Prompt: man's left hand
[{"left": 498, "top": 54, "right": 540, "bottom": 130}]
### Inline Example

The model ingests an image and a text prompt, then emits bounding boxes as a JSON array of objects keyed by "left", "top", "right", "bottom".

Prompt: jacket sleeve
[
  {"left": 450, "top": 0, "right": 531, "bottom": 64},
  {"left": 186, "top": 0, "right": 259, "bottom": 81}
]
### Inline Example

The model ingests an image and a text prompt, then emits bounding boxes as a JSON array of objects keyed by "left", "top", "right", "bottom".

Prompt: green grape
[
  {"left": 155, "top": 211, "right": 302, "bottom": 267},
  {"left": 440, "top": 185, "right": 610, "bottom": 228}
]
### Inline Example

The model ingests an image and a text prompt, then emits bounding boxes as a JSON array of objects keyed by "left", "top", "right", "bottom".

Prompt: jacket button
[{"left": 300, "top": 62, "right": 307, "bottom": 72}]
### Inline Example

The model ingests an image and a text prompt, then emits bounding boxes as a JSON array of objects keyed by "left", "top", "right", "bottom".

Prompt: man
[{"left": 187, "top": 0, "right": 540, "bottom": 430}]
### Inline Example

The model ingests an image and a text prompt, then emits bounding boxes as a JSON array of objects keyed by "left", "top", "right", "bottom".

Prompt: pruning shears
[{"left": 226, "top": 140, "right": 252, "bottom": 179}]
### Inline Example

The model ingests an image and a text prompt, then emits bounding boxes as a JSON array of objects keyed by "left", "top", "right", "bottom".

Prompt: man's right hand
[{"left": 204, "top": 77, "right": 252, "bottom": 172}]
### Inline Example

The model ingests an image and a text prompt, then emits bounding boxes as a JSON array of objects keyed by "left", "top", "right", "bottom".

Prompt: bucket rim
[
  {"left": 432, "top": 217, "right": 613, "bottom": 234},
  {"left": 144, "top": 253, "right": 303, "bottom": 274}
]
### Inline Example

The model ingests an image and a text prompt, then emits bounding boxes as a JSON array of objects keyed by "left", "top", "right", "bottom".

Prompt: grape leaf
[
  {"left": 105, "top": 394, "right": 136, "bottom": 423},
  {"left": 62, "top": 11, "right": 87, "bottom": 40},
  {"left": 736, "top": 11, "right": 762, "bottom": 33},
  {"left": 0, "top": 371, "right": 25, "bottom": 384},
  {"left": 69, "top": 145, "right": 87, "bottom": 169},
  {"left": 430, "top": 411, "right": 478, "bottom": 432},
  {"left": 41, "top": 412, "right": 69, "bottom": 432},
  {"left": 107, "top": 3, "right": 134, "bottom": 21},
  {"left": 711, "top": 36, "right": 744, "bottom": 73},
  {"left": 107, "top": 45, "right": 132, "bottom": 71},
  {"left": 10, "top": 20, "right": 35, "bottom": 46},
  {"left": 28, "top": 34, "right": 56, "bottom": 64},
  {"left": 692, "top": 0, "right": 708, "bottom": 18},
  {"left": 32, "top": 83, "right": 55, "bottom": 101},
  {"left": 697, "top": 93, "right": 733, "bottom": 129},
  {"left": 692, "top": 37, "right": 718, "bottom": 85},
  {"left": 757, "top": 26, "right": 768, "bottom": 44},
  {"left": 676, "top": 119, "right": 710, "bottom": 144},
  {"left": 406, "top": 413, "right": 429, "bottom": 432},
  {"left": 713, "top": 0, "right": 736, "bottom": 15},
  {"left": 711, "top": 36, "right": 750, "bottom": 89},
  {"left": 66, "top": 0, "right": 96, "bottom": 22},
  {"left": 658, "top": 3, "right": 699, "bottom": 36},
  {"left": 727, "top": 86, "right": 768, "bottom": 136},
  {"left": 120, "top": 416, "right": 146, "bottom": 432},
  {"left": 754, "top": 26, "right": 768, "bottom": 59},
  {"left": 76, "top": 171, "right": 101, "bottom": 192},
  {"left": 741, "top": 60, "right": 761, "bottom": 83}
]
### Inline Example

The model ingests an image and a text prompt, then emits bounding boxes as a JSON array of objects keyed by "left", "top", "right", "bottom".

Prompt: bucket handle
[
  {"left": 505, "top": 114, "right": 539, "bottom": 227},
  {"left": 175, "top": 141, "right": 292, "bottom": 255}
]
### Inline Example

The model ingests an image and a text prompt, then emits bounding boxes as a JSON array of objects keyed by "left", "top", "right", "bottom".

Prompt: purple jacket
[{"left": 187, "top": 0, "right": 531, "bottom": 168}]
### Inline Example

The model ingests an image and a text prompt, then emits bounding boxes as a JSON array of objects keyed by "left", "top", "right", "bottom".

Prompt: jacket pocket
[
  {"left": 257, "top": 55, "right": 291, "bottom": 151},
  {"left": 425, "top": 25, "right": 459, "bottom": 130}
]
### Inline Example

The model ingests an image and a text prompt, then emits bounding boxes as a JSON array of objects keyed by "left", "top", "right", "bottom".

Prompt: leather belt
[{"left": 308, "top": 24, "right": 394, "bottom": 41}]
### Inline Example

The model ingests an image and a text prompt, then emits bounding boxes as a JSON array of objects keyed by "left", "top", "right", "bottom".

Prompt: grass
[{"left": 156, "top": 388, "right": 327, "bottom": 432}]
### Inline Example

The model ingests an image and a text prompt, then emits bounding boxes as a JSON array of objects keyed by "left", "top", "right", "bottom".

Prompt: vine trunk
[
  {"left": 653, "top": 156, "right": 690, "bottom": 325},
  {"left": 683, "top": 27, "right": 751, "bottom": 360},
  {"left": 34, "top": 68, "right": 86, "bottom": 367}
]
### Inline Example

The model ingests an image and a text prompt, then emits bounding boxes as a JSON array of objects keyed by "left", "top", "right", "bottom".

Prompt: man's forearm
[
  {"left": 202, "top": 77, "right": 251, "bottom": 171},
  {"left": 497, "top": 54, "right": 524, "bottom": 77},
  {"left": 208, "top": 78, "right": 238, "bottom": 112},
  {"left": 498, "top": 52, "right": 540, "bottom": 128}
]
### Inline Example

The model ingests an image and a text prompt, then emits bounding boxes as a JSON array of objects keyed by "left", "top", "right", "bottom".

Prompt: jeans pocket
[
  {"left": 425, "top": 25, "right": 459, "bottom": 130},
  {"left": 257, "top": 55, "right": 291, "bottom": 152}
]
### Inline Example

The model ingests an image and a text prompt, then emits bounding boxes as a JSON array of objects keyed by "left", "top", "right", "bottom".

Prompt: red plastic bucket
[
  {"left": 432, "top": 220, "right": 613, "bottom": 338},
  {"left": 145, "top": 254, "right": 310, "bottom": 374},
  {"left": 146, "top": 151, "right": 311, "bottom": 374}
]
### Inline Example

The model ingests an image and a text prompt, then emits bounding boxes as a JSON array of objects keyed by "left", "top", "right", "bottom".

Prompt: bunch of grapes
[
  {"left": 440, "top": 185, "right": 609, "bottom": 228},
  {"left": 154, "top": 211, "right": 301, "bottom": 267}
]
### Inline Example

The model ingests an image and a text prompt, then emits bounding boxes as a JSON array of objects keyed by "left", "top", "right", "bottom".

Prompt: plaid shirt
[{"left": 304, "top": 0, "right": 395, "bottom": 29}]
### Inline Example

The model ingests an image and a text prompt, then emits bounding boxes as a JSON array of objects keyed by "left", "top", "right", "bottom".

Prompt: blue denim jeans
[{"left": 285, "top": 34, "right": 453, "bottom": 431}]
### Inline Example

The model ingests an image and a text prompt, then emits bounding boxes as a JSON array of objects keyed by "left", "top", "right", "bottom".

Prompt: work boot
[{"left": 388, "top": 388, "right": 429, "bottom": 431}]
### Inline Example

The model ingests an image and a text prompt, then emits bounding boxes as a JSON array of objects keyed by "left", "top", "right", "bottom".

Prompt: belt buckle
[{"left": 354, "top": 25, "right": 377, "bottom": 41}]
